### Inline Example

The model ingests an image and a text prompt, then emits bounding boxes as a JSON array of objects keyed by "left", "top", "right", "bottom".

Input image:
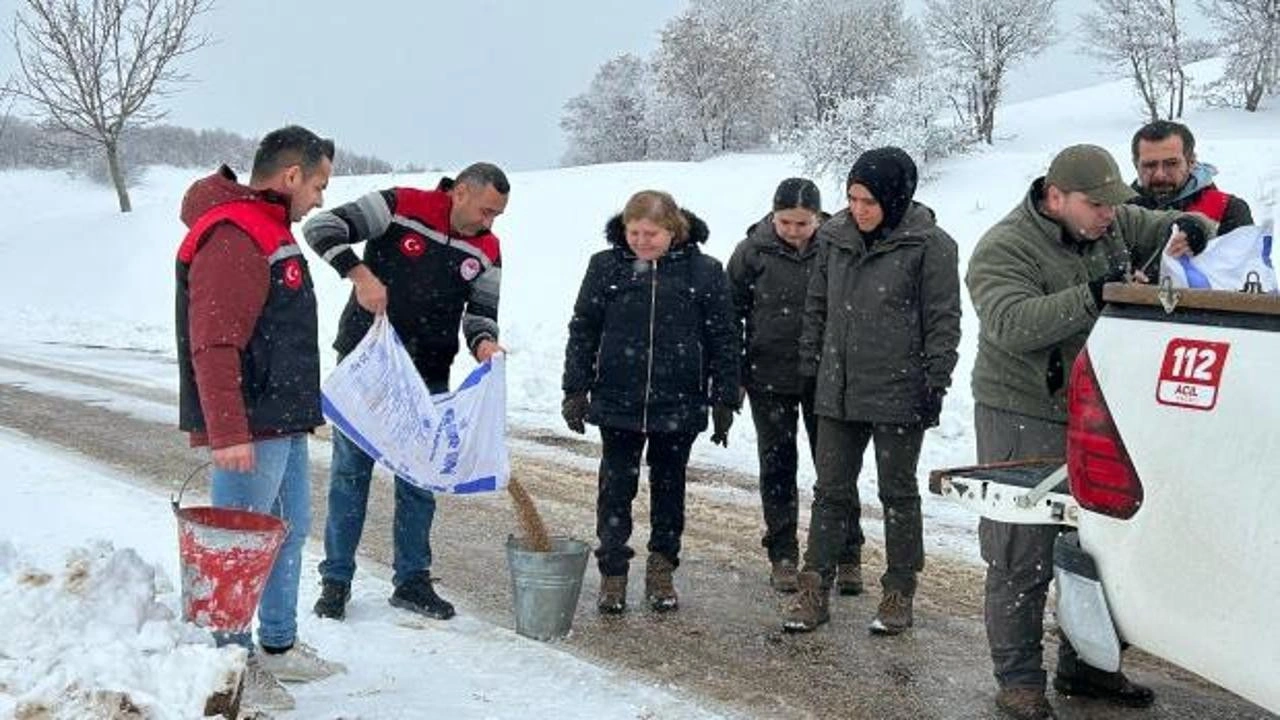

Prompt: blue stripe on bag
[
  {"left": 322, "top": 394, "right": 387, "bottom": 464},
  {"left": 456, "top": 359, "right": 493, "bottom": 392},
  {"left": 1263, "top": 234, "right": 1273, "bottom": 269},
  {"left": 451, "top": 476, "right": 498, "bottom": 494},
  {"left": 1178, "top": 256, "right": 1212, "bottom": 288}
]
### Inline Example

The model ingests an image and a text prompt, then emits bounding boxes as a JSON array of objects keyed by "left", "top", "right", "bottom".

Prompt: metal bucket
[
  {"left": 505, "top": 536, "right": 590, "bottom": 641},
  {"left": 172, "top": 465, "right": 286, "bottom": 634}
]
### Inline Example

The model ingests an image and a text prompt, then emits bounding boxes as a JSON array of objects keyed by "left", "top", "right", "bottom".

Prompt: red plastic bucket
[{"left": 172, "top": 466, "right": 287, "bottom": 634}]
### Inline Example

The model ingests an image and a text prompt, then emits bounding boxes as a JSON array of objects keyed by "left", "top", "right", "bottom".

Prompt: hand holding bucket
[{"left": 172, "top": 464, "right": 287, "bottom": 634}]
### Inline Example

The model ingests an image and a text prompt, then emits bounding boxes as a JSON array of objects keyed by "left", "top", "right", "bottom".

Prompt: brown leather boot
[
  {"left": 644, "top": 553, "right": 678, "bottom": 611},
  {"left": 868, "top": 589, "right": 914, "bottom": 635},
  {"left": 769, "top": 559, "right": 799, "bottom": 593},
  {"left": 995, "top": 686, "right": 1057, "bottom": 719},
  {"left": 782, "top": 571, "right": 829, "bottom": 632},
  {"left": 836, "top": 562, "right": 863, "bottom": 596},
  {"left": 597, "top": 575, "right": 627, "bottom": 614}
]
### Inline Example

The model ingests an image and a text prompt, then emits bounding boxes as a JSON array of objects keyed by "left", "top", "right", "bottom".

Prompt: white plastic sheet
[
  {"left": 1161, "top": 220, "right": 1277, "bottom": 293},
  {"left": 320, "top": 315, "right": 509, "bottom": 494}
]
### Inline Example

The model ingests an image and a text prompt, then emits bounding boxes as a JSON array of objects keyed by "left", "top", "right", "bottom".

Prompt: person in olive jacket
[
  {"left": 562, "top": 190, "right": 740, "bottom": 615},
  {"left": 966, "top": 144, "right": 1212, "bottom": 720},
  {"left": 782, "top": 147, "right": 961, "bottom": 637},
  {"left": 727, "top": 178, "right": 859, "bottom": 595}
]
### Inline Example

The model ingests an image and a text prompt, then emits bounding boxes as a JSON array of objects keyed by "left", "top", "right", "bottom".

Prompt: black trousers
[
  {"left": 802, "top": 416, "right": 925, "bottom": 595},
  {"left": 975, "top": 404, "right": 1089, "bottom": 690},
  {"left": 594, "top": 427, "right": 697, "bottom": 577},
  {"left": 748, "top": 389, "right": 859, "bottom": 565}
]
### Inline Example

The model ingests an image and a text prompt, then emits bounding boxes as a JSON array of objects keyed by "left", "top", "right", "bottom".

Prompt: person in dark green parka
[{"left": 782, "top": 147, "right": 961, "bottom": 636}]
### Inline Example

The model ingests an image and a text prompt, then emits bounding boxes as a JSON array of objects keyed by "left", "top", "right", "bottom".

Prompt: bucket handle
[
  {"left": 170, "top": 461, "right": 292, "bottom": 534},
  {"left": 171, "top": 461, "right": 213, "bottom": 513}
]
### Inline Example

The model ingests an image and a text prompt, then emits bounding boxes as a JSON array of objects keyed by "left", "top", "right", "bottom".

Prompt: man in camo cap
[{"left": 965, "top": 144, "right": 1213, "bottom": 719}]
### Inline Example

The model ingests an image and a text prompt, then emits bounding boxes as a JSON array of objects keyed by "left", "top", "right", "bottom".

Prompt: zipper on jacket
[{"left": 642, "top": 258, "right": 658, "bottom": 431}]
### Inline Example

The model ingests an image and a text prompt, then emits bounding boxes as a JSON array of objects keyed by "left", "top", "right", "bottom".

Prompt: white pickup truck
[{"left": 932, "top": 282, "right": 1280, "bottom": 715}]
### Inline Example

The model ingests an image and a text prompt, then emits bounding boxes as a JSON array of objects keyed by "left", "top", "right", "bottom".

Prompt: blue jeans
[
  {"left": 319, "top": 428, "right": 438, "bottom": 588},
  {"left": 210, "top": 434, "right": 311, "bottom": 650}
]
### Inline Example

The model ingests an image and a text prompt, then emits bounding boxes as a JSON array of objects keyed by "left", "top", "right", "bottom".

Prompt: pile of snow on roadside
[{"left": 0, "top": 539, "right": 243, "bottom": 719}]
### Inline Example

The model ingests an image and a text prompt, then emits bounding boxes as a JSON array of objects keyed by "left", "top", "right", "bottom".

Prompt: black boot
[
  {"left": 313, "top": 579, "right": 350, "bottom": 620},
  {"left": 1053, "top": 668, "right": 1154, "bottom": 708},
  {"left": 389, "top": 571, "right": 456, "bottom": 620}
]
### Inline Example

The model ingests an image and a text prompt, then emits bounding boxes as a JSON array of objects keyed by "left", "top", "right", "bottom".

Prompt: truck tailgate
[{"left": 928, "top": 459, "right": 1076, "bottom": 526}]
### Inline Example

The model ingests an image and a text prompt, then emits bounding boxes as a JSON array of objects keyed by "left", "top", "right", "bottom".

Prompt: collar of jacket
[
  {"left": 603, "top": 208, "right": 710, "bottom": 250},
  {"left": 744, "top": 214, "right": 821, "bottom": 259},
  {"left": 820, "top": 202, "right": 936, "bottom": 254}
]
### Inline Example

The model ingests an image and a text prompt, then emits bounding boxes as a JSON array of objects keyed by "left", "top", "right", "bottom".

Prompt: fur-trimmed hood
[{"left": 603, "top": 208, "right": 710, "bottom": 249}]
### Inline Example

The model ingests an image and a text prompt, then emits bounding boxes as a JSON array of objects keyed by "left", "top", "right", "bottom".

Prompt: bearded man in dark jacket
[{"left": 1128, "top": 120, "right": 1252, "bottom": 247}]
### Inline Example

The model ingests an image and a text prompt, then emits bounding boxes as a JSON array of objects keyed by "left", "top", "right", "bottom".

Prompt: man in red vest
[
  {"left": 1128, "top": 120, "right": 1253, "bottom": 237},
  {"left": 176, "top": 125, "right": 343, "bottom": 712}
]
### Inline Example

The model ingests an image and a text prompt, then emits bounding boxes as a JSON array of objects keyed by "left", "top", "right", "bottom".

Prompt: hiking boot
[
  {"left": 868, "top": 589, "right": 914, "bottom": 635},
  {"left": 598, "top": 574, "right": 627, "bottom": 614},
  {"left": 313, "top": 579, "right": 351, "bottom": 620},
  {"left": 241, "top": 655, "right": 295, "bottom": 712},
  {"left": 1053, "top": 668, "right": 1154, "bottom": 708},
  {"left": 995, "top": 686, "right": 1057, "bottom": 719},
  {"left": 645, "top": 553, "right": 679, "bottom": 611},
  {"left": 389, "top": 571, "right": 456, "bottom": 620},
  {"left": 782, "top": 571, "right": 829, "bottom": 633},
  {"left": 836, "top": 562, "right": 863, "bottom": 596},
  {"left": 769, "top": 558, "right": 799, "bottom": 593},
  {"left": 255, "top": 642, "right": 346, "bottom": 683}
]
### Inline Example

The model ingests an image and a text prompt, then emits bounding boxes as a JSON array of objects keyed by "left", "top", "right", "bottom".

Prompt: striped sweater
[{"left": 303, "top": 184, "right": 501, "bottom": 384}]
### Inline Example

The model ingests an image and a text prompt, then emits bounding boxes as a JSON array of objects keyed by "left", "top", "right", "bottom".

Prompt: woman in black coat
[
  {"left": 726, "top": 178, "right": 860, "bottom": 595},
  {"left": 561, "top": 190, "right": 739, "bottom": 614}
]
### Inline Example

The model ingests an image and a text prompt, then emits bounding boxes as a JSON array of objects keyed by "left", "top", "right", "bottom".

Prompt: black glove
[
  {"left": 561, "top": 392, "right": 589, "bottom": 434},
  {"left": 921, "top": 387, "right": 945, "bottom": 428},
  {"left": 1175, "top": 218, "right": 1209, "bottom": 255},
  {"left": 1086, "top": 266, "right": 1128, "bottom": 308},
  {"left": 710, "top": 404, "right": 734, "bottom": 447}
]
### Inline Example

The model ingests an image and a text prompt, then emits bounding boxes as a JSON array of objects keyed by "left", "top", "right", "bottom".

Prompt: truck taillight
[{"left": 1068, "top": 348, "right": 1143, "bottom": 519}]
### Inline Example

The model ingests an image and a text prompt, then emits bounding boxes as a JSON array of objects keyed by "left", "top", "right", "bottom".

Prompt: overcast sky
[{"left": 0, "top": 0, "right": 1216, "bottom": 172}]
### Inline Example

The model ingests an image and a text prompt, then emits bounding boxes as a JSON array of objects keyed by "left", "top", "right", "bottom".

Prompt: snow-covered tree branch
[
  {"left": 1200, "top": 0, "right": 1279, "bottom": 111},
  {"left": 925, "top": 0, "right": 1056, "bottom": 144},
  {"left": 560, "top": 54, "right": 651, "bottom": 166}
]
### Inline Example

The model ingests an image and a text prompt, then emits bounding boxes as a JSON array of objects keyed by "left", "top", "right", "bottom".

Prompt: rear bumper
[{"left": 1053, "top": 532, "right": 1122, "bottom": 672}]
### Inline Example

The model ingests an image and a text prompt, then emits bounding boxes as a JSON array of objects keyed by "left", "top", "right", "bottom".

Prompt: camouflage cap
[{"left": 1045, "top": 144, "right": 1137, "bottom": 205}]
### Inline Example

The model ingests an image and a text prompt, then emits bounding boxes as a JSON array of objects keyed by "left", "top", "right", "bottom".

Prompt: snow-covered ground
[
  {"left": 0, "top": 428, "right": 730, "bottom": 719},
  {"left": 1, "top": 59, "right": 1278, "bottom": 717}
]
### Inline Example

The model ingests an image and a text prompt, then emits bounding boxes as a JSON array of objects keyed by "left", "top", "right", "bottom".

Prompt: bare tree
[
  {"left": 560, "top": 54, "right": 652, "bottom": 166},
  {"left": 1200, "top": 0, "right": 1280, "bottom": 111},
  {"left": 1080, "top": 0, "right": 1168, "bottom": 120},
  {"left": 783, "top": 0, "right": 921, "bottom": 121},
  {"left": 1160, "top": 0, "right": 1189, "bottom": 118},
  {"left": 11, "top": 0, "right": 213, "bottom": 212},
  {"left": 925, "top": 0, "right": 1056, "bottom": 144},
  {"left": 0, "top": 83, "right": 14, "bottom": 146},
  {"left": 653, "top": 4, "right": 780, "bottom": 155}
]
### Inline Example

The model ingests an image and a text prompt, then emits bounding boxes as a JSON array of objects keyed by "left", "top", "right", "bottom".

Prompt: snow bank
[{"left": 0, "top": 540, "right": 243, "bottom": 719}]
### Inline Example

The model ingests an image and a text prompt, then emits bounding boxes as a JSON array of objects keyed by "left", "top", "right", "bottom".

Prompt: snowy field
[
  {"left": 0, "top": 428, "right": 731, "bottom": 719},
  {"left": 1, "top": 59, "right": 1278, "bottom": 717}
]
